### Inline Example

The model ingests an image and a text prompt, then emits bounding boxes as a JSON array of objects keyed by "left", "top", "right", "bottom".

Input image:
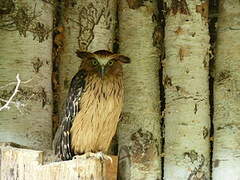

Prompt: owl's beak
[{"left": 100, "top": 66, "right": 105, "bottom": 78}]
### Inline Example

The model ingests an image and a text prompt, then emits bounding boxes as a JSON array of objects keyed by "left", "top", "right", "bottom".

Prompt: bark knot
[{"left": 130, "top": 128, "right": 159, "bottom": 164}]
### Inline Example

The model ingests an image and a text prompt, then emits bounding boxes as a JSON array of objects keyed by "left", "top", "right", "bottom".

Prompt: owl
[{"left": 53, "top": 50, "right": 130, "bottom": 160}]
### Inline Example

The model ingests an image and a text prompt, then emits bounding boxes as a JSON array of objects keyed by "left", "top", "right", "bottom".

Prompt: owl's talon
[
  {"left": 79, "top": 152, "right": 112, "bottom": 162},
  {"left": 95, "top": 152, "right": 112, "bottom": 163}
]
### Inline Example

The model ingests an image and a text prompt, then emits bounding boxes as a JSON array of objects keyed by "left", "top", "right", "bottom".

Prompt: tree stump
[{"left": 0, "top": 145, "right": 117, "bottom": 180}]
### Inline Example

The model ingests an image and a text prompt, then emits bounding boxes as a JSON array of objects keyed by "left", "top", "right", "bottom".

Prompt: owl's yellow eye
[
  {"left": 108, "top": 60, "right": 114, "bottom": 66},
  {"left": 91, "top": 59, "right": 99, "bottom": 66}
]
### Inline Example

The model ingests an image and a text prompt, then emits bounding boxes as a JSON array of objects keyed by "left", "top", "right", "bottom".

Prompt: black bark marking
[
  {"left": 31, "top": 22, "right": 52, "bottom": 42},
  {"left": 78, "top": 3, "right": 102, "bottom": 50},
  {"left": 188, "top": 171, "right": 207, "bottom": 180},
  {"left": 202, "top": 126, "right": 208, "bottom": 139},
  {"left": 164, "top": 75, "right": 172, "bottom": 87},
  {"left": 0, "top": 86, "right": 50, "bottom": 110},
  {"left": 184, "top": 151, "right": 207, "bottom": 180},
  {"left": 170, "top": 0, "right": 190, "bottom": 15},
  {"left": 175, "top": 86, "right": 181, "bottom": 91},
  {"left": 76, "top": 0, "right": 112, "bottom": 50},
  {"left": 194, "top": 103, "right": 198, "bottom": 114},
  {"left": 0, "top": 3, "right": 51, "bottom": 42},
  {"left": 203, "top": 54, "right": 208, "bottom": 70},
  {"left": 41, "top": 87, "right": 47, "bottom": 108},
  {"left": 184, "top": 150, "right": 199, "bottom": 163},
  {"left": 0, "top": 0, "right": 15, "bottom": 14},
  {"left": 215, "top": 70, "right": 231, "bottom": 84},
  {"left": 217, "top": 123, "right": 240, "bottom": 131},
  {"left": 32, "top": 58, "right": 43, "bottom": 73},
  {"left": 119, "top": 112, "right": 131, "bottom": 124},
  {"left": 213, "top": 159, "right": 219, "bottom": 168},
  {"left": 130, "top": 128, "right": 159, "bottom": 165}
]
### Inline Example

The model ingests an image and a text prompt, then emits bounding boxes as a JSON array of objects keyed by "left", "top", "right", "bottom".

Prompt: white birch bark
[
  {"left": 163, "top": 0, "right": 210, "bottom": 179},
  {"left": 58, "top": 0, "right": 117, "bottom": 119},
  {"left": 0, "top": 145, "right": 118, "bottom": 180},
  {"left": 212, "top": 0, "right": 240, "bottom": 179},
  {"left": 117, "top": 0, "right": 162, "bottom": 179},
  {"left": 0, "top": 0, "right": 53, "bottom": 150}
]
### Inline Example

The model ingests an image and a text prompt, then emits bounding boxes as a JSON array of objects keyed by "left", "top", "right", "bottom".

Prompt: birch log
[
  {"left": 163, "top": 0, "right": 210, "bottom": 179},
  {"left": 58, "top": 0, "right": 117, "bottom": 119},
  {"left": 117, "top": 0, "right": 162, "bottom": 179},
  {"left": 212, "top": 0, "right": 240, "bottom": 179},
  {"left": 0, "top": 0, "right": 53, "bottom": 150},
  {"left": 0, "top": 146, "right": 117, "bottom": 180}
]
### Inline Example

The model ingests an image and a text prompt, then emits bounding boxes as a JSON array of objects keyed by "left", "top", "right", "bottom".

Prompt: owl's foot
[
  {"left": 94, "top": 152, "right": 112, "bottom": 163},
  {"left": 73, "top": 152, "right": 112, "bottom": 162},
  {"left": 77, "top": 152, "right": 112, "bottom": 162}
]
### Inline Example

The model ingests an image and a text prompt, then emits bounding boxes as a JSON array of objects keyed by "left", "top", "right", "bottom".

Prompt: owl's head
[{"left": 76, "top": 50, "right": 130, "bottom": 78}]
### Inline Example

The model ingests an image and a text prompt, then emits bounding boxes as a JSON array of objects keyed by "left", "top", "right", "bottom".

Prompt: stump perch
[{"left": 0, "top": 144, "right": 117, "bottom": 180}]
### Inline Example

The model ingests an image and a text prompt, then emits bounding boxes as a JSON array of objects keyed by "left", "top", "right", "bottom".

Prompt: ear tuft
[
  {"left": 117, "top": 55, "right": 131, "bottom": 64},
  {"left": 76, "top": 50, "right": 93, "bottom": 59}
]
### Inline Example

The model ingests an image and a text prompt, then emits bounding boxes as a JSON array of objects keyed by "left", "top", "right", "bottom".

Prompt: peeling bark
[
  {"left": 163, "top": 0, "right": 210, "bottom": 179},
  {"left": 212, "top": 0, "right": 240, "bottom": 179},
  {"left": 0, "top": 0, "right": 53, "bottom": 150},
  {"left": 117, "top": 0, "right": 162, "bottom": 179},
  {"left": 196, "top": 1, "right": 208, "bottom": 20}
]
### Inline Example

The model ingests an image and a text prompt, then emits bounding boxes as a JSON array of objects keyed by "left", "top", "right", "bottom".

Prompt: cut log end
[{"left": 0, "top": 144, "right": 118, "bottom": 180}]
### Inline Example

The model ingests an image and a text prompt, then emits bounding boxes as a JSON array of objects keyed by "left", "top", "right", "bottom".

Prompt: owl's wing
[{"left": 53, "top": 70, "right": 86, "bottom": 160}]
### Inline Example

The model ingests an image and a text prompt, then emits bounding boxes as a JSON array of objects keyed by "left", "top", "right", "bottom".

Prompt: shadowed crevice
[{"left": 208, "top": 0, "right": 219, "bottom": 179}]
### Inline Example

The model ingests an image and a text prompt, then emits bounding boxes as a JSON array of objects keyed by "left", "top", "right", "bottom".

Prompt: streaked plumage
[{"left": 53, "top": 50, "right": 130, "bottom": 160}]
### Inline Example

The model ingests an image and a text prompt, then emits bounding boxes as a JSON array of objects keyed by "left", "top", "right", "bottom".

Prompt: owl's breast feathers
[{"left": 70, "top": 72, "right": 123, "bottom": 154}]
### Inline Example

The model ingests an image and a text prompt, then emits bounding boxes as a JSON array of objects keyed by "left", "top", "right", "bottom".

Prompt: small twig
[
  {"left": 0, "top": 98, "right": 25, "bottom": 110},
  {"left": 0, "top": 74, "right": 21, "bottom": 111},
  {"left": 0, "top": 78, "right": 32, "bottom": 90}
]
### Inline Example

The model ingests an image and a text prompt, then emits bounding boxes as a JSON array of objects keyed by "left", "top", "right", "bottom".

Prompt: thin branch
[
  {"left": 0, "top": 74, "right": 21, "bottom": 111},
  {"left": 0, "top": 78, "right": 32, "bottom": 90},
  {"left": 0, "top": 98, "right": 25, "bottom": 112}
]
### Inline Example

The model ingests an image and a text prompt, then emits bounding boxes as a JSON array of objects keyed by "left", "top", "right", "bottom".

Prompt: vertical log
[
  {"left": 163, "top": 0, "right": 210, "bottom": 179},
  {"left": 0, "top": 0, "right": 53, "bottom": 149},
  {"left": 212, "top": 0, "right": 240, "bottom": 179},
  {"left": 58, "top": 0, "right": 117, "bottom": 120},
  {"left": 117, "top": 0, "right": 162, "bottom": 179}
]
